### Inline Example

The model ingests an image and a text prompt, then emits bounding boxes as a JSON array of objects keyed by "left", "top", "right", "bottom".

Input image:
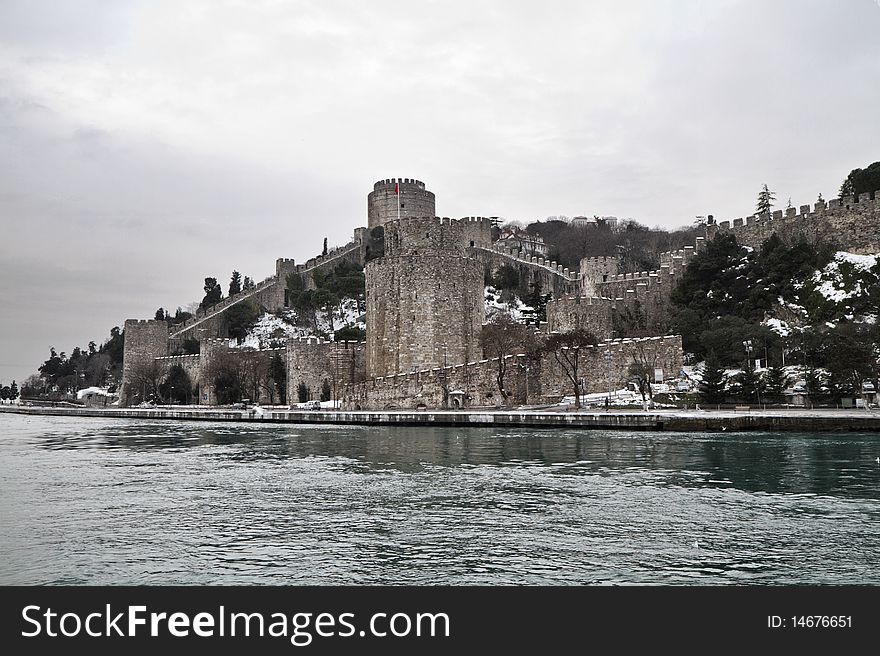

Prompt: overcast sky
[{"left": 1, "top": 0, "right": 878, "bottom": 385}]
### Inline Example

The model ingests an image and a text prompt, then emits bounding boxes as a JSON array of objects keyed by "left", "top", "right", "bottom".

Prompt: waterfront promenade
[{"left": 2, "top": 404, "right": 879, "bottom": 432}]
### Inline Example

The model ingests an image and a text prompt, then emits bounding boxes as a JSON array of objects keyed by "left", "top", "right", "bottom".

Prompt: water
[{"left": 1, "top": 413, "right": 879, "bottom": 585}]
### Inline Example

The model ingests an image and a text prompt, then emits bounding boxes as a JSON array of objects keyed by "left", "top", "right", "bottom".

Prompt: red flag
[{"left": 395, "top": 183, "right": 399, "bottom": 195}]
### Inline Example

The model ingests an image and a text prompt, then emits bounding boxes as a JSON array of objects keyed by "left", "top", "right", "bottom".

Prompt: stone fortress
[{"left": 120, "top": 178, "right": 880, "bottom": 409}]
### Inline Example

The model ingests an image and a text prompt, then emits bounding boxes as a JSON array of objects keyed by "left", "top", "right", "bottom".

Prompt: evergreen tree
[
  {"left": 786, "top": 197, "right": 792, "bottom": 210},
  {"left": 699, "top": 351, "right": 727, "bottom": 404},
  {"left": 322, "top": 237, "right": 328, "bottom": 256},
  {"left": 737, "top": 361, "right": 763, "bottom": 403},
  {"left": 817, "top": 192, "right": 824, "bottom": 203},
  {"left": 763, "top": 364, "right": 788, "bottom": 404},
  {"left": 320, "top": 379, "right": 331, "bottom": 402},
  {"left": 229, "top": 270, "right": 242, "bottom": 296},
  {"left": 201, "top": 277, "right": 223, "bottom": 309},
  {"left": 269, "top": 355, "right": 286, "bottom": 403},
  {"left": 154, "top": 307, "right": 166, "bottom": 321},
  {"left": 756, "top": 183, "right": 776, "bottom": 214},
  {"left": 10, "top": 380, "right": 18, "bottom": 400},
  {"left": 159, "top": 365, "right": 192, "bottom": 404},
  {"left": 243, "top": 276, "right": 255, "bottom": 291},
  {"left": 839, "top": 162, "right": 880, "bottom": 199},
  {"left": 297, "top": 382, "right": 310, "bottom": 403},
  {"left": 226, "top": 300, "right": 261, "bottom": 342}
]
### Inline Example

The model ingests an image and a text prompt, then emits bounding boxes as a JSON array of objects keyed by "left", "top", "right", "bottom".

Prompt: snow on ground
[
  {"left": 315, "top": 298, "right": 365, "bottom": 336},
  {"left": 811, "top": 251, "right": 879, "bottom": 303},
  {"left": 836, "top": 251, "right": 879, "bottom": 271},
  {"left": 76, "top": 386, "right": 113, "bottom": 399},
  {"left": 232, "top": 311, "right": 308, "bottom": 349},
  {"left": 762, "top": 317, "right": 791, "bottom": 337},
  {"left": 485, "top": 286, "right": 534, "bottom": 321},
  {"left": 232, "top": 298, "right": 366, "bottom": 349},
  {"left": 557, "top": 388, "right": 679, "bottom": 408}
]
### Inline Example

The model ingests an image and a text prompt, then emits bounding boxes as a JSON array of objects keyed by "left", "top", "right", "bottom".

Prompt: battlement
[
  {"left": 708, "top": 190, "right": 880, "bottom": 255},
  {"left": 125, "top": 319, "right": 169, "bottom": 328},
  {"left": 155, "top": 353, "right": 200, "bottom": 362},
  {"left": 373, "top": 178, "right": 426, "bottom": 191}
]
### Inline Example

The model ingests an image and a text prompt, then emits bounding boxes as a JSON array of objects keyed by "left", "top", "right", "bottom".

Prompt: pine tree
[
  {"left": 154, "top": 307, "right": 165, "bottom": 321},
  {"left": 201, "top": 277, "right": 222, "bottom": 309},
  {"left": 786, "top": 197, "right": 792, "bottom": 210},
  {"left": 762, "top": 364, "right": 788, "bottom": 404},
  {"left": 229, "top": 270, "right": 242, "bottom": 296},
  {"left": 322, "top": 237, "right": 328, "bottom": 256},
  {"left": 699, "top": 351, "right": 727, "bottom": 404},
  {"left": 817, "top": 192, "right": 824, "bottom": 203},
  {"left": 756, "top": 183, "right": 776, "bottom": 214},
  {"left": 737, "top": 361, "right": 763, "bottom": 403},
  {"left": 320, "top": 379, "right": 331, "bottom": 402},
  {"left": 243, "top": 276, "right": 255, "bottom": 291}
]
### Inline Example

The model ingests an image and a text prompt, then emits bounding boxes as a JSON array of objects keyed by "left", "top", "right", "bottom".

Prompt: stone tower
[
  {"left": 367, "top": 178, "right": 436, "bottom": 229},
  {"left": 120, "top": 319, "right": 169, "bottom": 405},
  {"left": 365, "top": 216, "right": 487, "bottom": 377}
]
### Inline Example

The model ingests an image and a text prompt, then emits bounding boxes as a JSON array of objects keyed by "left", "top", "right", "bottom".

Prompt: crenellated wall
[
  {"left": 367, "top": 178, "right": 436, "bottom": 229},
  {"left": 540, "top": 335, "right": 684, "bottom": 401},
  {"left": 120, "top": 319, "right": 169, "bottom": 405},
  {"left": 366, "top": 216, "right": 486, "bottom": 377},
  {"left": 286, "top": 336, "right": 366, "bottom": 403},
  {"left": 477, "top": 242, "right": 580, "bottom": 298},
  {"left": 168, "top": 235, "right": 365, "bottom": 341},
  {"left": 705, "top": 191, "right": 880, "bottom": 255},
  {"left": 344, "top": 334, "right": 684, "bottom": 409},
  {"left": 545, "top": 296, "right": 615, "bottom": 338}
]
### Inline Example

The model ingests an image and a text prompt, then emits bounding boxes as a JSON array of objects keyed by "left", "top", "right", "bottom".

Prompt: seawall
[{"left": 2, "top": 405, "right": 879, "bottom": 432}]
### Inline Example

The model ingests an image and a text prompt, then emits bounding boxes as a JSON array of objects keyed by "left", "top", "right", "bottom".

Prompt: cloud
[{"left": 1, "top": 0, "right": 878, "bottom": 382}]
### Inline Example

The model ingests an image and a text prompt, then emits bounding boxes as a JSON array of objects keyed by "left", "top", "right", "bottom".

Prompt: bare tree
[
  {"left": 480, "top": 312, "right": 531, "bottom": 406},
  {"left": 543, "top": 329, "right": 598, "bottom": 408},
  {"left": 126, "top": 359, "right": 166, "bottom": 405},
  {"left": 628, "top": 343, "right": 659, "bottom": 410}
]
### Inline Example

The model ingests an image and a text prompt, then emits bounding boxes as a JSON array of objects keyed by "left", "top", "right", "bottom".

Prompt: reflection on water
[{"left": 1, "top": 413, "right": 879, "bottom": 585}]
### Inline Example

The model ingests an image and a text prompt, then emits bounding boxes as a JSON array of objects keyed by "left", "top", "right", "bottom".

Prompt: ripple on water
[{"left": 1, "top": 414, "right": 879, "bottom": 584}]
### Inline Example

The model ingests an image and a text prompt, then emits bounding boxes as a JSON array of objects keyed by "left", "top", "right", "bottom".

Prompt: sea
[{"left": 1, "top": 413, "right": 878, "bottom": 585}]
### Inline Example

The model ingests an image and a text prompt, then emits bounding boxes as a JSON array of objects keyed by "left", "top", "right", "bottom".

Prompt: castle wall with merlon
[
  {"left": 367, "top": 178, "right": 436, "bottom": 229},
  {"left": 344, "top": 335, "right": 683, "bottom": 409},
  {"left": 705, "top": 192, "right": 880, "bottom": 255},
  {"left": 366, "top": 216, "right": 485, "bottom": 377},
  {"left": 545, "top": 296, "right": 615, "bottom": 338},
  {"left": 286, "top": 337, "right": 366, "bottom": 404},
  {"left": 478, "top": 243, "right": 580, "bottom": 299}
]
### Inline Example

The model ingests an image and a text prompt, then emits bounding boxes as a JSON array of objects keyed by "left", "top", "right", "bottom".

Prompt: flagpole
[{"left": 396, "top": 180, "right": 400, "bottom": 221}]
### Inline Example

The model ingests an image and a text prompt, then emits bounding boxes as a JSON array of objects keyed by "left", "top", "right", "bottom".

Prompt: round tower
[
  {"left": 366, "top": 217, "right": 485, "bottom": 378},
  {"left": 367, "top": 178, "right": 436, "bottom": 229}
]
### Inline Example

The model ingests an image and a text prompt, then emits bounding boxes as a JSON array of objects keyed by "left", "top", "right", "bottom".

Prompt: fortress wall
[
  {"left": 459, "top": 216, "right": 494, "bottom": 249},
  {"left": 706, "top": 191, "right": 880, "bottom": 255},
  {"left": 545, "top": 296, "right": 615, "bottom": 338},
  {"left": 579, "top": 256, "right": 619, "bottom": 295},
  {"left": 539, "top": 335, "right": 684, "bottom": 400},
  {"left": 342, "top": 354, "right": 531, "bottom": 410},
  {"left": 120, "top": 319, "right": 169, "bottom": 405},
  {"left": 169, "top": 235, "right": 366, "bottom": 341},
  {"left": 478, "top": 246, "right": 579, "bottom": 298},
  {"left": 153, "top": 353, "right": 202, "bottom": 402},
  {"left": 345, "top": 334, "right": 683, "bottom": 409},
  {"left": 366, "top": 252, "right": 485, "bottom": 377},
  {"left": 367, "top": 216, "right": 486, "bottom": 377},
  {"left": 286, "top": 337, "right": 366, "bottom": 404},
  {"left": 368, "top": 178, "right": 436, "bottom": 229}
]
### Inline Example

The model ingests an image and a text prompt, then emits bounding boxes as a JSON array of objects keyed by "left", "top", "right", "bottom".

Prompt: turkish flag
[{"left": 395, "top": 183, "right": 399, "bottom": 194}]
